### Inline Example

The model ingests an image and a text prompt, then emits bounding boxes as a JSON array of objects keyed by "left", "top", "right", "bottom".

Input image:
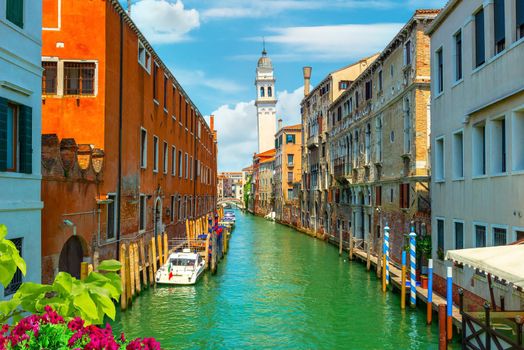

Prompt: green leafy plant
[
  {"left": 417, "top": 234, "right": 432, "bottom": 260},
  {"left": 0, "top": 225, "right": 122, "bottom": 325}
]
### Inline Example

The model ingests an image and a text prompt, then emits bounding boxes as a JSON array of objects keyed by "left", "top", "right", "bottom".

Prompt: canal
[{"left": 112, "top": 210, "right": 441, "bottom": 349}]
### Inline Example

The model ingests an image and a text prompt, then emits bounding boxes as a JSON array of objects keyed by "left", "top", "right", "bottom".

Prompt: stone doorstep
[{"left": 352, "top": 247, "right": 463, "bottom": 328}]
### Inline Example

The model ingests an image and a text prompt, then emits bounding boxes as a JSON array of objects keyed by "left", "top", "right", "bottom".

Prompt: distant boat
[
  {"left": 264, "top": 212, "right": 276, "bottom": 221},
  {"left": 155, "top": 249, "right": 206, "bottom": 285}
]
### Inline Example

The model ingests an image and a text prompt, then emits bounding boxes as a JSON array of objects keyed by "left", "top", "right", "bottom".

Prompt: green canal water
[{"left": 112, "top": 210, "right": 442, "bottom": 349}]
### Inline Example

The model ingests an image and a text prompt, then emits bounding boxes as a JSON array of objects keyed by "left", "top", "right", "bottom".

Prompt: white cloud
[
  {"left": 211, "top": 86, "right": 303, "bottom": 171},
  {"left": 172, "top": 69, "right": 245, "bottom": 94},
  {"left": 258, "top": 23, "right": 404, "bottom": 62},
  {"left": 131, "top": 0, "right": 200, "bottom": 44}
]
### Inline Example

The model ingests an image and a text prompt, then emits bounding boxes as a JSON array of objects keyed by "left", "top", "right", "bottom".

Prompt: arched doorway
[
  {"left": 154, "top": 197, "right": 162, "bottom": 238},
  {"left": 58, "top": 236, "right": 85, "bottom": 279}
]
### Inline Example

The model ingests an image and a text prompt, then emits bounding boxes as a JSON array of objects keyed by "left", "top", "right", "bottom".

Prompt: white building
[
  {"left": 427, "top": 0, "right": 524, "bottom": 309},
  {"left": 0, "top": 0, "right": 43, "bottom": 298},
  {"left": 255, "top": 48, "right": 277, "bottom": 153}
]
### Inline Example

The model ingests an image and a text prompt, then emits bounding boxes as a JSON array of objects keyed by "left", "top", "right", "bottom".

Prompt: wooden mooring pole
[{"left": 438, "top": 304, "right": 447, "bottom": 350}]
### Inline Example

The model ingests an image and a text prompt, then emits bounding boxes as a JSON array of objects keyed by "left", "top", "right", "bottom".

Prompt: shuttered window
[
  {"left": 6, "top": 0, "right": 23, "bottom": 28},
  {"left": 399, "top": 183, "right": 409, "bottom": 209},
  {"left": 0, "top": 98, "right": 31, "bottom": 174},
  {"left": 375, "top": 185, "right": 382, "bottom": 206},
  {"left": 494, "top": 0, "right": 505, "bottom": 53},
  {"left": 475, "top": 9, "right": 485, "bottom": 67}
]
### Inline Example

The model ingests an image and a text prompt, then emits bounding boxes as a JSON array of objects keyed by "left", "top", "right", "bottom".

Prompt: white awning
[{"left": 446, "top": 245, "right": 524, "bottom": 289}]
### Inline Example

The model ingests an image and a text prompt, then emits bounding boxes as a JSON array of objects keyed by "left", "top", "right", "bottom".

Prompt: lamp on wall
[{"left": 63, "top": 219, "right": 77, "bottom": 236}]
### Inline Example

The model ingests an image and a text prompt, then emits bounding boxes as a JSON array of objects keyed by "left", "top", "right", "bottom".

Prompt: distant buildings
[
  {"left": 217, "top": 171, "right": 244, "bottom": 204},
  {"left": 250, "top": 149, "right": 276, "bottom": 216},
  {"left": 0, "top": 0, "right": 43, "bottom": 297},
  {"left": 427, "top": 0, "right": 524, "bottom": 309},
  {"left": 40, "top": 0, "right": 217, "bottom": 282}
]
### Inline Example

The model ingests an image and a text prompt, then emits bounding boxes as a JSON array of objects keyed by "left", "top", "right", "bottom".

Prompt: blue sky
[{"left": 122, "top": 0, "right": 447, "bottom": 171}]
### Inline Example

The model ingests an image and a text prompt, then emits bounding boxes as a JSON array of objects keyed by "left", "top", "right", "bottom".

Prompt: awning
[{"left": 446, "top": 245, "right": 524, "bottom": 289}]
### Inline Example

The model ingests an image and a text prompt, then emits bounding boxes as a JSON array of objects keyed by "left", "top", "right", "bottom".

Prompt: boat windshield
[{"left": 170, "top": 258, "right": 195, "bottom": 267}]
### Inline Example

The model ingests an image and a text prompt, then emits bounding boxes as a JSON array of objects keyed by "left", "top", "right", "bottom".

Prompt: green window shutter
[
  {"left": 6, "top": 0, "right": 24, "bottom": 28},
  {"left": 18, "top": 105, "right": 32, "bottom": 174},
  {"left": 0, "top": 98, "right": 7, "bottom": 171}
]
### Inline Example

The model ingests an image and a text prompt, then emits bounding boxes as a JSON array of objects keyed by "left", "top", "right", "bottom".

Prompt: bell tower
[{"left": 255, "top": 45, "right": 277, "bottom": 153}]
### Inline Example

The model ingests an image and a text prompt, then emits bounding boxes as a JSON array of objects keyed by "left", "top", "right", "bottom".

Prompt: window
[
  {"left": 375, "top": 186, "right": 382, "bottom": 206},
  {"left": 260, "top": 87, "right": 265, "bottom": 97},
  {"left": 163, "top": 141, "right": 168, "bottom": 174},
  {"left": 287, "top": 154, "right": 294, "bottom": 166},
  {"left": 64, "top": 62, "right": 95, "bottom": 95},
  {"left": 172, "top": 86, "right": 177, "bottom": 119},
  {"left": 472, "top": 123, "right": 486, "bottom": 176},
  {"left": 437, "top": 219, "right": 444, "bottom": 257},
  {"left": 365, "top": 123, "right": 371, "bottom": 164},
  {"left": 518, "top": 0, "right": 524, "bottom": 39},
  {"left": 287, "top": 189, "right": 293, "bottom": 200},
  {"left": 454, "top": 30, "right": 463, "bottom": 81},
  {"left": 454, "top": 221, "right": 464, "bottom": 249},
  {"left": 268, "top": 86, "right": 272, "bottom": 97},
  {"left": 493, "top": 227, "right": 507, "bottom": 246},
  {"left": 140, "top": 128, "right": 147, "bottom": 169},
  {"left": 178, "top": 150, "right": 183, "bottom": 177},
  {"left": 107, "top": 194, "right": 116, "bottom": 240},
  {"left": 349, "top": 98, "right": 353, "bottom": 113},
  {"left": 163, "top": 76, "right": 168, "bottom": 109},
  {"left": 435, "top": 137, "right": 444, "bottom": 181},
  {"left": 475, "top": 9, "right": 485, "bottom": 67},
  {"left": 436, "top": 48, "right": 443, "bottom": 93},
  {"left": 404, "top": 40, "right": 411, "bottom": 65},
  {"left": 403, "top": 99, "right": 411, "bottom": 154},
  {"left": 1, "top": 101, "right": 32, "bottom": 174},
  {"left": 475, "top": 224, "right": 487, "bottom": 247},
  {"left": 138, "top": 41, "right": 151, "bottom": 72},
  {"left": 170, "top": 195, "right": 175, "bottom": 222},
  {"left": 491, "top": 117, "right": 506, "bottom": 174},
  {"left": 286, "top": 134, "right": 295, "bottom": 144},
  {"left": 139, "top": 194, "right": 146, "bottom": 232},
  {"left": 365, "top": 81, "right": 372, "bottom": 100},
  {"left": 375, "top": 117, "right": 382, "bottom": 162},
  {"left": 171, "top": 146, "right": 176, "bottom": 176},
  {"left": 355, "top": 91, "right": 359, "bottom": 109},
  {"left": 399, "top": 183, "right": 409, "bottom": 209},
  {"left": 42, "top": 62, "right": 57, "bottom": 94},
  {"left": 287, "top": 171, "right": 293, "bottom": 183},
  {"left": 178, "top": 195, "right": 183, "bottom": 221},
  {"left": 190, "top": 156, "right": 193, "bottom": 180},
  {"left": 6, "top": 0, "right": 23, "bottom": 28},
  {"left": 153, "top": 63, "right": 159, "bottom": 101},
  {"left": 153, "top": 136, "right": 159, "bottom": 173},
  {"left": 452, "top": 131, "right": 464, "bottom": 179},
  {"left": 512, "top": 111, "right": 524, "bottom": 171},
  {"left": 378, "top": 71, "right": 383, "bottom": 92},
  {"left": 339, "top": 81, "right": 349, "bottom": 90},
  {"left": 185, "top": 153, "right": 188, "bottom": 179},
  {"left": 494, "top": 0, "right": 505, "bottom": 54},
  {"left": 4, "top": 238, "right": 23, "bottom": 296}
]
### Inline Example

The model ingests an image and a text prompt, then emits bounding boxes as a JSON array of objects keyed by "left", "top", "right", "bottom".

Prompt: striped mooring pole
[
  {"left": 401, "top": 250, "right": 407, "bottom": 309},
  {"left": 427, "top": 258, "right": 434, "bottom": 324},
  {"left": 384, "top": 224, "right": 390, "bottom": 286},
  {"left": 446, "top": 266, "right": 453, "bottom": 341},
  {"left": 409, "top": 227, "right": 417, "bottom": 308}
]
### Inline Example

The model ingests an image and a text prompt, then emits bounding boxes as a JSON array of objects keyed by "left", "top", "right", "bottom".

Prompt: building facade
[
  {"left": 274, "top": 122, "right": 302, "bottom": 224},
  {"left": 40, "top": 0, "right": 217, "bottom": 282},
  {"left": 0, "top": 0, "right": 43, "bottom": 297},
  {"left": 255, "top": 49, "right": 277, "bottom": 153},
  {"left": 300, "top": 55, "right": 378, "bottom": 235},
  {"left": 329, "top": 10, "right": 437, "bottom": 263},
  {"left": 250, "top": 149, "right": 275, "bottom": 216},
  {"left": 427, "top": 0, "right": 524, "bottom": 309}
]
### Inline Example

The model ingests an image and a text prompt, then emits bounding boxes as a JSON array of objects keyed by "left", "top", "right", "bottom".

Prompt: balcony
[
  {"left": 287, "top": 162, "right": 294, "bottom": 168},
  {"left": 307, "top": 134, "right": 319, "bottom": 149}
]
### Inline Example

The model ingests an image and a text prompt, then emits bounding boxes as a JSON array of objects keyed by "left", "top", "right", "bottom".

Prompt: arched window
[
  {"left": 260, "top": 87, "right": 265, "bottom": 97},
  {"left": 365, "top": 123, "right": 371, "bottom": 164},
  {"left": 268, "top": 86, "right": 272, "bottom": 97},
  {"left": 404, "top": 98, "right": 411, "bottom": 154}
]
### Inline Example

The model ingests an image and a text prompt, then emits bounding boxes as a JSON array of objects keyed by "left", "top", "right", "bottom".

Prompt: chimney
[
  {"left": 303, "top": 66, "right": 312, "bottom": 96},
  {"left": 278, "top": 118, "right": 283, "bottom": 130},
  {"left": 210, "top": 114, "right": 214, "bottom": 131}
]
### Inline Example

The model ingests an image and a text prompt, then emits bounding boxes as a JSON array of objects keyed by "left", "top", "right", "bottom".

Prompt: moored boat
[{"left": 155, "top": 249, "right": 206, "bottom": 285}]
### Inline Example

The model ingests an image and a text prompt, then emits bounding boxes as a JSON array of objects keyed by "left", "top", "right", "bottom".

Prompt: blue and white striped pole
[
  {"left": 409, "top": 228, "right": 417, "bottom": 308},
  {"left": 384, "top": 224, "right": 390, "bottom": 286},
  {"left": 446, "top": 266, "right": 453, "bottom": 340},
  {"left": 427, "top": 258, "right": 433, "bottom": 324}
]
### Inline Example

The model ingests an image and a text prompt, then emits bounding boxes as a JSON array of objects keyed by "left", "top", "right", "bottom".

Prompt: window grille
[
  {"left": 64, "top": 62, "right": 95, "bottom": 95},
  {"left": 42, "top": 62, "right": 58, "bottom": 94}
]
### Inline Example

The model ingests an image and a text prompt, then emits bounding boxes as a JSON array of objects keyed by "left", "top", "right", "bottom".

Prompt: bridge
[{"left": 218, "top": 197, "right": 245, "bottom": 209}]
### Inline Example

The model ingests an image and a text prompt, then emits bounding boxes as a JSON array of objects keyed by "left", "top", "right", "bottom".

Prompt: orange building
[
  {"left": 40, "top": 0, "right": 217, "bottom": 281},
  {"left": 249, "top": 149, "right": 276, "bottom": 216}
]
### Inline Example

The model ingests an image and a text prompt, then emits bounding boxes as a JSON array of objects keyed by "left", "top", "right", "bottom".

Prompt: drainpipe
[
  {"left": 116, "top": 13, "right": 124, "bottom": 260},
  {"left": 192, "top": 113, "right": 198, "bottom": 219}
]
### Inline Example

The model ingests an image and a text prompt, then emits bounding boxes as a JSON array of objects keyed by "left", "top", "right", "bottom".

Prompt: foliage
[
  {"left": 0, "top": 225, "right": 122, "bottom": 326},
  {"left": 0, "top": 225, "right": 26, "bottom": 288},
  {"left": 416, "top": 234, "right": 432, "bottom": 260},
  {"left": 0, "top": 306, "right": 160, "bottom": 350},
  {"left": 243, "top": 175, "right": 252, "bottom": 209}
]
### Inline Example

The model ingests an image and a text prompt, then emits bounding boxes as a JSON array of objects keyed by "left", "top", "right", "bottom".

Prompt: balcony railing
[{"left": 307, "top": 134, "right": 319, "bottom": 149}]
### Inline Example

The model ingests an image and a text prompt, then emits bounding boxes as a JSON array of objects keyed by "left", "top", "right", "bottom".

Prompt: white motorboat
[{"left": 155, "top": 249, "right": 206, "bottom": 285}]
